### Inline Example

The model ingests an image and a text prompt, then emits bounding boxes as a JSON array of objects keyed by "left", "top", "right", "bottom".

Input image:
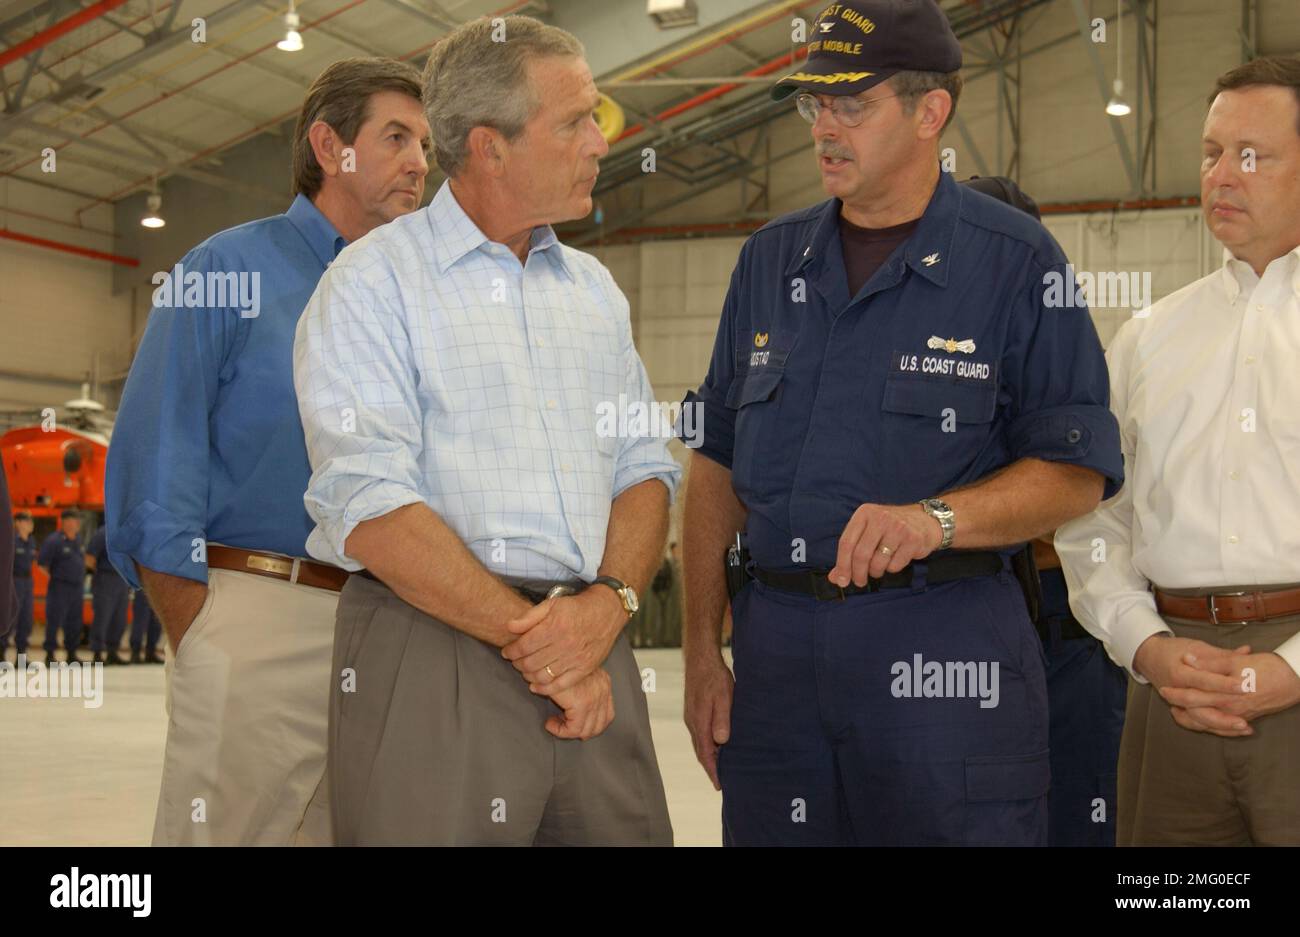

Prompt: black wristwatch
[{"left": 592, "top": 576, "right": 639, "bottom": 618}]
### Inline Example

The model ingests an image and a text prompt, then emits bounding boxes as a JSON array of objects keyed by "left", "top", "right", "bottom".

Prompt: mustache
[{"left": 817, "top": 141, "right": 854, "bottom": 161}]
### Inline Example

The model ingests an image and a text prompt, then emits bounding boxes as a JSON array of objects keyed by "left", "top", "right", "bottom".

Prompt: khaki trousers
[
  {"left": 1118, "top": 610, "right": 1300, "bottom": 846},
  {"left": 153, "top": 567, "right": 336, "bottom": 845}
]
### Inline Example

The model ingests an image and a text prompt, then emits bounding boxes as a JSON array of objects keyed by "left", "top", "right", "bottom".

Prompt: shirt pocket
[
  {"left": 877, "top": 374, "right": 998, "bottom": 497},
  {"left": 882, "top": 375, "right": 997, "bottom": 423},
  {"left": 726, "top": 365, "right": 786, "bottom": 482}
]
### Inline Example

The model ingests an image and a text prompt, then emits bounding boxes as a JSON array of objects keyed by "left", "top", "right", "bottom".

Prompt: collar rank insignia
[
  {"left": 754, "top": 332, "right": 770, "bottom": 348},
  {"left": 927, "top": 336, "right": 976, "bottom": 354},
  {"left": 922, "top": 252, "right": 941, "bottom": 266}
]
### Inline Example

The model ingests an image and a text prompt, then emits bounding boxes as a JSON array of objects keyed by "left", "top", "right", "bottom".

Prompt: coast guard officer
[
  {"left": 86, "top": 524, "right": 130, "bottom": 665},
  {"left": 680, "top": 0, "right": 1124, "bottom": 846},
  {"left": 38, "top": 509, "right": 86, "bottom": 664},
  {"left": 6, "top": 510, "right": 36, "bottom": 662}
]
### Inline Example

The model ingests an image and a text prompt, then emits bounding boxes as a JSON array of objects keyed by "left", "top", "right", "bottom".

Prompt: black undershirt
[{"left": 839, "top": 212, "right": 920, "bottom": 298}]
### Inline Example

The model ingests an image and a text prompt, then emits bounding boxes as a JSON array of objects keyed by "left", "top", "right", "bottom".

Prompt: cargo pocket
[{"left": 963, "top": 748, "right": 1050, "bottom": 846}]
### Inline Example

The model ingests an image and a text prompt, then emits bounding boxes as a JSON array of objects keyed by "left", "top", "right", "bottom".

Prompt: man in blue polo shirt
[
  {"left": 680, "top": 0, "right": 1124, "bottom": 846},
  {"left": 106, "top": 58, "right": 429, "bottom": 846},
  {"left": 38, "top": 510, "right": 85, "bottom": 665}
]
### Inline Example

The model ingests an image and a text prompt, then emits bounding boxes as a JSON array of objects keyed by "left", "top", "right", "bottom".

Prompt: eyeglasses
[{"left": 794, "top": 91, "right": 898, "bottom": 128}]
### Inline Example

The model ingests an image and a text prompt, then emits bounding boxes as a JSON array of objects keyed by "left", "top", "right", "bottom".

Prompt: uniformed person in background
[
  {"left": 37, "top": 509, "right": 86, "bottom": 664},
  {"left": 680, "top": 0, "right": 1124, "bottom": 846},
  {"left": 961, "top": 174, "right": 1128, "bottom": 847},
  {"left": 1, "top": 472, "right": 18, "bottom": 664},
  {"left": 5, "top": 510, "right": 36, "bottom": 664},
  {"left": 86, "top": 524, "right": 130, "bottom": 665},
  {"left": 130, "top": 587, "right": 163, "bottom": 665}
]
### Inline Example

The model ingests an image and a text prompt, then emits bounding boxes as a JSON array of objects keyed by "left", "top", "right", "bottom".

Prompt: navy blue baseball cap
[{"left": 772, "top": 0, "right": 962, "bottom": 101}]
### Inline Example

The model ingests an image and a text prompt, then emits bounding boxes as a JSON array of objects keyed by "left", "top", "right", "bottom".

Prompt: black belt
[
  {"left": 13, "top": 573, "right": 31, "bottom": 579},
  {"left": 751, "top": 551, "right": 1003, "bottom": 601}
]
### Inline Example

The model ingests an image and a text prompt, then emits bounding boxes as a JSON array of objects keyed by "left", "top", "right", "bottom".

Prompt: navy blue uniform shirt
[
  {"left": 14, "top": 533, "right": 34, "bottom": 577},
  {"left": 39, "top": 530, "right": 85, "bottom": 585},
  {"left": 87, "top": 527, "right": 120, "bottom": 581},
  {"left": 683, "top": 169, "right": 1123, "bottom": 571}
]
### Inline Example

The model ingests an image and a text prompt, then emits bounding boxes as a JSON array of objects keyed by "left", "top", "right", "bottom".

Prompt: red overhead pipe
[
  {"left": 0, "top": 228, "right": 139, "bottom": 266},
  {"left": 46, "top": 1, "right": 177, "bottom": 69},
  {"left": 614, "top": 45, "right": 808, "bottom": 143},
  {"left": 0, "top": 0, "right": 132, "bottom": 69}
]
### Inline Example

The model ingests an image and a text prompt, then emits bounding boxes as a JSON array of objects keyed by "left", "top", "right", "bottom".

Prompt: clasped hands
[
  {"left": 500, "top": 585, "right": 628, "bottom": 741},
  {"left": 1134, "top": 635, "right": 1300, "bottom": 737}
]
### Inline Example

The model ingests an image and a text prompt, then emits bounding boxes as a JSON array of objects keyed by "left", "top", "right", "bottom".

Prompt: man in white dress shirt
[
  {"left": 293, "top": 15, "right": 678, "bottom": 845},
  {"left": 1056, "top": 55, "right": 1300, "bottom": 845}
]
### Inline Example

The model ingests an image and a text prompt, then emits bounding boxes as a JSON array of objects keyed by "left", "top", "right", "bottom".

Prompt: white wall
[{"left": 0, "top": 180, "right": 133, "bottom": 411}]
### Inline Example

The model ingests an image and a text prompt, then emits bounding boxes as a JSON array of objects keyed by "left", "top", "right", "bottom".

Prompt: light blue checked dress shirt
[{"left": 294, "top": 180, "right": 681, "bottom": 582}]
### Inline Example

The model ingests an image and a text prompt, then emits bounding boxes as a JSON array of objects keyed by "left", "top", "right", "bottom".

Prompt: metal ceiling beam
[
  {"left": 51, "top": 23, "right": 312, "bottom": 115},
  {"left": 376, "top": 0, "right": 459, "bottom": 30},
  {"left": 589, "top": 0, "right": 1059, "bottom": 240},
  {"left": 256, "top": 0, "right": 387, "bottom": 57},
  {"left": 0, "top": 0, "right": 68, "bottom": 41},
  {"left": 2, "top": 110, "right": 284, "bottom": 202},
  {"left": 1068, "top": 0, "right": 1140, "bottom": 195},
  {"left": 0, "top": 0, "right": 266, "bottom": 143},
  {"left": 951, "top": 112, "right": 990, "bottom": 177},
  {"left": 5, "top": 0, "right": 63, "bottom": 111},
  {"left": 0, "top": 0, "right": 132, "bottom": 70},
  {"left": 574, "top": 133, "right": 809, "bottom": 247},
  {"left": 1133, "top": 0, "right": 1157, "bottom": 194},
  {"left": 0, "top": 165, "right": 106, "bottom": 200}
]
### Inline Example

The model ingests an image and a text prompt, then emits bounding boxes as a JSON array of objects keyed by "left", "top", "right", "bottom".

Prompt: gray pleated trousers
[{"left": 328, "top": 573, "right": 673, "bottom": 846}]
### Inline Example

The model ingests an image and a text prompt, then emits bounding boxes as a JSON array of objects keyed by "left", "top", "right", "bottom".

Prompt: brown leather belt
[
  {"left": 208, "top": 544, "right": 350, "bottom": 593},
  {"left": 1154, "top": 586, "right": 1300, "bottom": 625}
]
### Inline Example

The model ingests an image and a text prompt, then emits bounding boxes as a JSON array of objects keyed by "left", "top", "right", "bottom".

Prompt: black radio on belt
[{"left": 725, "top": 533, "right": 751, "bottom": 601}]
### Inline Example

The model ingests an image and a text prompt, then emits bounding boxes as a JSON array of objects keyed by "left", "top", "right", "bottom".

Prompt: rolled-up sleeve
[
  {"left": 105, "top": 246, "right": 240, "bottom": 589},
  {"left": 1002, "top": 259, "right": 1124, "bottom": 499},
  {"left": 678, "top": 244, "right": 746, "bottom": 469},
  {"left": 1054, "top": 319, "right": 1169, "bottom": 679},
  {"left": 293, "top": 260, "right": 428, "bottom": 569}
]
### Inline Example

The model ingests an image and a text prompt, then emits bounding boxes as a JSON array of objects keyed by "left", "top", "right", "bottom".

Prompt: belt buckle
[
  {"left": 246, "top": 554, "right": 293, "bottom": 577},
  {"left": 812, "top": 572, "right": 844, "bottom": 602},
  {"left": 1206, "top": 591, "right": 1250, "bottom": 625}
]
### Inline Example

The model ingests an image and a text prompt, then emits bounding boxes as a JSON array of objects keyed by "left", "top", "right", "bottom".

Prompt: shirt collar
[
  {"left": 1220, "top": 243, "right": 1300, "bottom": 302},
  {"left": 287, "top": 194, "right": 347, "bottom": 268},
  {"left": 783, "top": 167, "right": 959, "bottom": 288},
  {"left": 428, "top": 180, "right": 573, "bottom": 282}
]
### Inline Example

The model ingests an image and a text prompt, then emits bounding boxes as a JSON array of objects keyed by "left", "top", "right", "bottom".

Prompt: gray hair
[
  {"left": 421, "top": 15, "right": 585, "bottom": 177},
  {"left": 889, "top": 69, "right": 963, "bottom": 131}
]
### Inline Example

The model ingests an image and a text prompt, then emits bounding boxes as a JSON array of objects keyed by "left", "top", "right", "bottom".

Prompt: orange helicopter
[{"left": 1, "top": 385, "right": 114, "bottom": 628}]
